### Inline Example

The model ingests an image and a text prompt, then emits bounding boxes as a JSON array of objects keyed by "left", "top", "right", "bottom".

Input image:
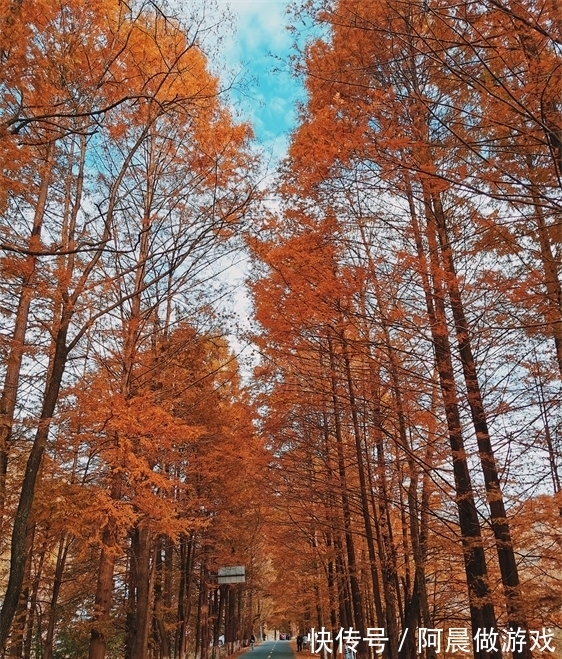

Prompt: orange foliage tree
[{"left": 0, "top": 0, "right": 258, "bottom": 655}]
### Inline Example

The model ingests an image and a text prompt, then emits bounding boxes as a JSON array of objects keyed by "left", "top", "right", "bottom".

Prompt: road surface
[{"left": 250, "top": 640, "right": 296, "bottom": 659}]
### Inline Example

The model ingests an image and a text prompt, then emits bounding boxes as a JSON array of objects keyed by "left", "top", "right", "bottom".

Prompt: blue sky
[
  {"left": 205, "top": 1, "right": 315, "bottom": 366},
  {"left": 218, "top": 0, "right": 310, "bottom": 160}
]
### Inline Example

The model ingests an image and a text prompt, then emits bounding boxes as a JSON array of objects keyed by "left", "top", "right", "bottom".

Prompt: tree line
[
  {"left": 0, "top": 1, "right": 269, "bottom": 658},
  {"left": 250, "top": 0, "right": 562, "bottom": 657}
]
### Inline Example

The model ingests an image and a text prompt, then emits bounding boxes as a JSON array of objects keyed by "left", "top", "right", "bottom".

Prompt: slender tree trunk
[
  {"left": 405, "top": 182, "right": 500, "bottom": 659},
  {"left": 195, "top": 561, "right": 211, "bottom": 659},
  {"left": 526, "top": 176, "right": 562, "bottom": 379},
  {"left": 6, "top": 526, "right": 35, "bottom": 659},
  {"left": 0, "top": 313, "right": 71, "bottom": 651},
  {"left": 320, "top": 410, "right": 352, "bottom": 631},
  {"left": 374, "top": 431, "right": 401, "bottom": 659},
  {"left": 353, "top": 227, "right": 434, "bottom": 657},
  {"left": 429, "top": 192, "right": 529, "bottom": 657},
  {"left": 325, "top": 532, "right": 339, "bottom": 631},
  {"left": 341, "top": 335, "right": 384, "bottom": 638},
  {"left": 42, "top": 534, "right": 71, "bottom": 659},
  {"left": 215, "top": 585, "right": 226, "bottom": 647},
  {"left": 164, "top": 537, "right": 173, "bottom": 609},
  {"left": 327, "top": 334, "right": 365, "bottom": 636},
  {"left": 154, "top": 539, "right": 171, "bottom": 659},
  {"left": 0, "top": 145, "right": 53, "bottom": 530},
  {"left": 127, "top": 525, "right": 153, "bottom": 659},
  {"left": 417, "top": 373, "right": 438, "bottom": 636},
  {"left": 313, "top": 578, "right": 324, "bottom": 647},
  {"left": 23, "top": 536, "right": 48, "bottom": 659},
  {"left": 533, "top": 368, "right": 561, "bottom": 495},
  {"left": 335, "top": 533, "right": 352, "bottom": 631},
  {"left": 177, "top": 534, "right": 195, "bottom": 659},
  {"left": 89, "top": 471, "right": 123, "bottom": 659},
  {"left": 226, "top": 585, "right": 236, "bottom": 651}
]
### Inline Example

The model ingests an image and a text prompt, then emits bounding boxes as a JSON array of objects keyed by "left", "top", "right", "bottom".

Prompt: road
[{"left": 250, "top": 640, "right": 296, "bottom": 659}]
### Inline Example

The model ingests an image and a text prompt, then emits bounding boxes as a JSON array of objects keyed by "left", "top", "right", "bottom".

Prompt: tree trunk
[
  {"left": 374, "top": 431, "right": 401, "bottom": 659},
  {"left": 177, "top": 533, "right": 195, "bottom": 659},
  {"left": 429, "top": 192, "right": 529, "bottom": 657},
  {"left": 353, "top": 227, "right": 435, "bottom": 658},
  {"left": 154, "top": 539, "right": 171, "bottom": 659},
  {"left": 22, "top": 537, "right": 47, "bottom": 659},
  {"left": 43, "top": 534, "right": 71, "bottom": 659},
  {"left": 215, "top": 585, "right": 226, "bottom": 647},
  {"left": 320, "top": 410, "right": 353, "bottom": 632},
  {"left": 0, "top": 314, "right": 71, "bottom": 651},
  {"left": 324, "top": 531, "right": 339, "bottom": 631},
  {"left": 327, "top": 335, "right": 365, "bottom": 635},
  {"left": 5, "top": 526, "right": 35, "bottom": 659},
  {"left": 89, "top": 471, "right": 123, "bottom": 659},
  {"left": 341, "top": 334, "right": 385, "bottom": 645},
  {"left": 0, "top": 144, "right": 52, "bottom": 530},
  {"left": 127, "top": 525, "right": 153, "bottom": 659},
  {"left": 526, "top": 174, "right": 562, "bottom": 380},
  {"left": 406, "top": 183, "right": 500, "bottom": 659}
]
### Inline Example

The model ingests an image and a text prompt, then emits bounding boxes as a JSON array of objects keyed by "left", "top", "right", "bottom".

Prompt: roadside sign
[{"left": 218, "top": 566, "right": 246, "bottom": 584}]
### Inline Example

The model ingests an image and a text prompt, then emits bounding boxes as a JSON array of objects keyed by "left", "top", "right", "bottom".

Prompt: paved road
[{"left": 250, "top": 640, "right": 295, "bottom": 659}]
